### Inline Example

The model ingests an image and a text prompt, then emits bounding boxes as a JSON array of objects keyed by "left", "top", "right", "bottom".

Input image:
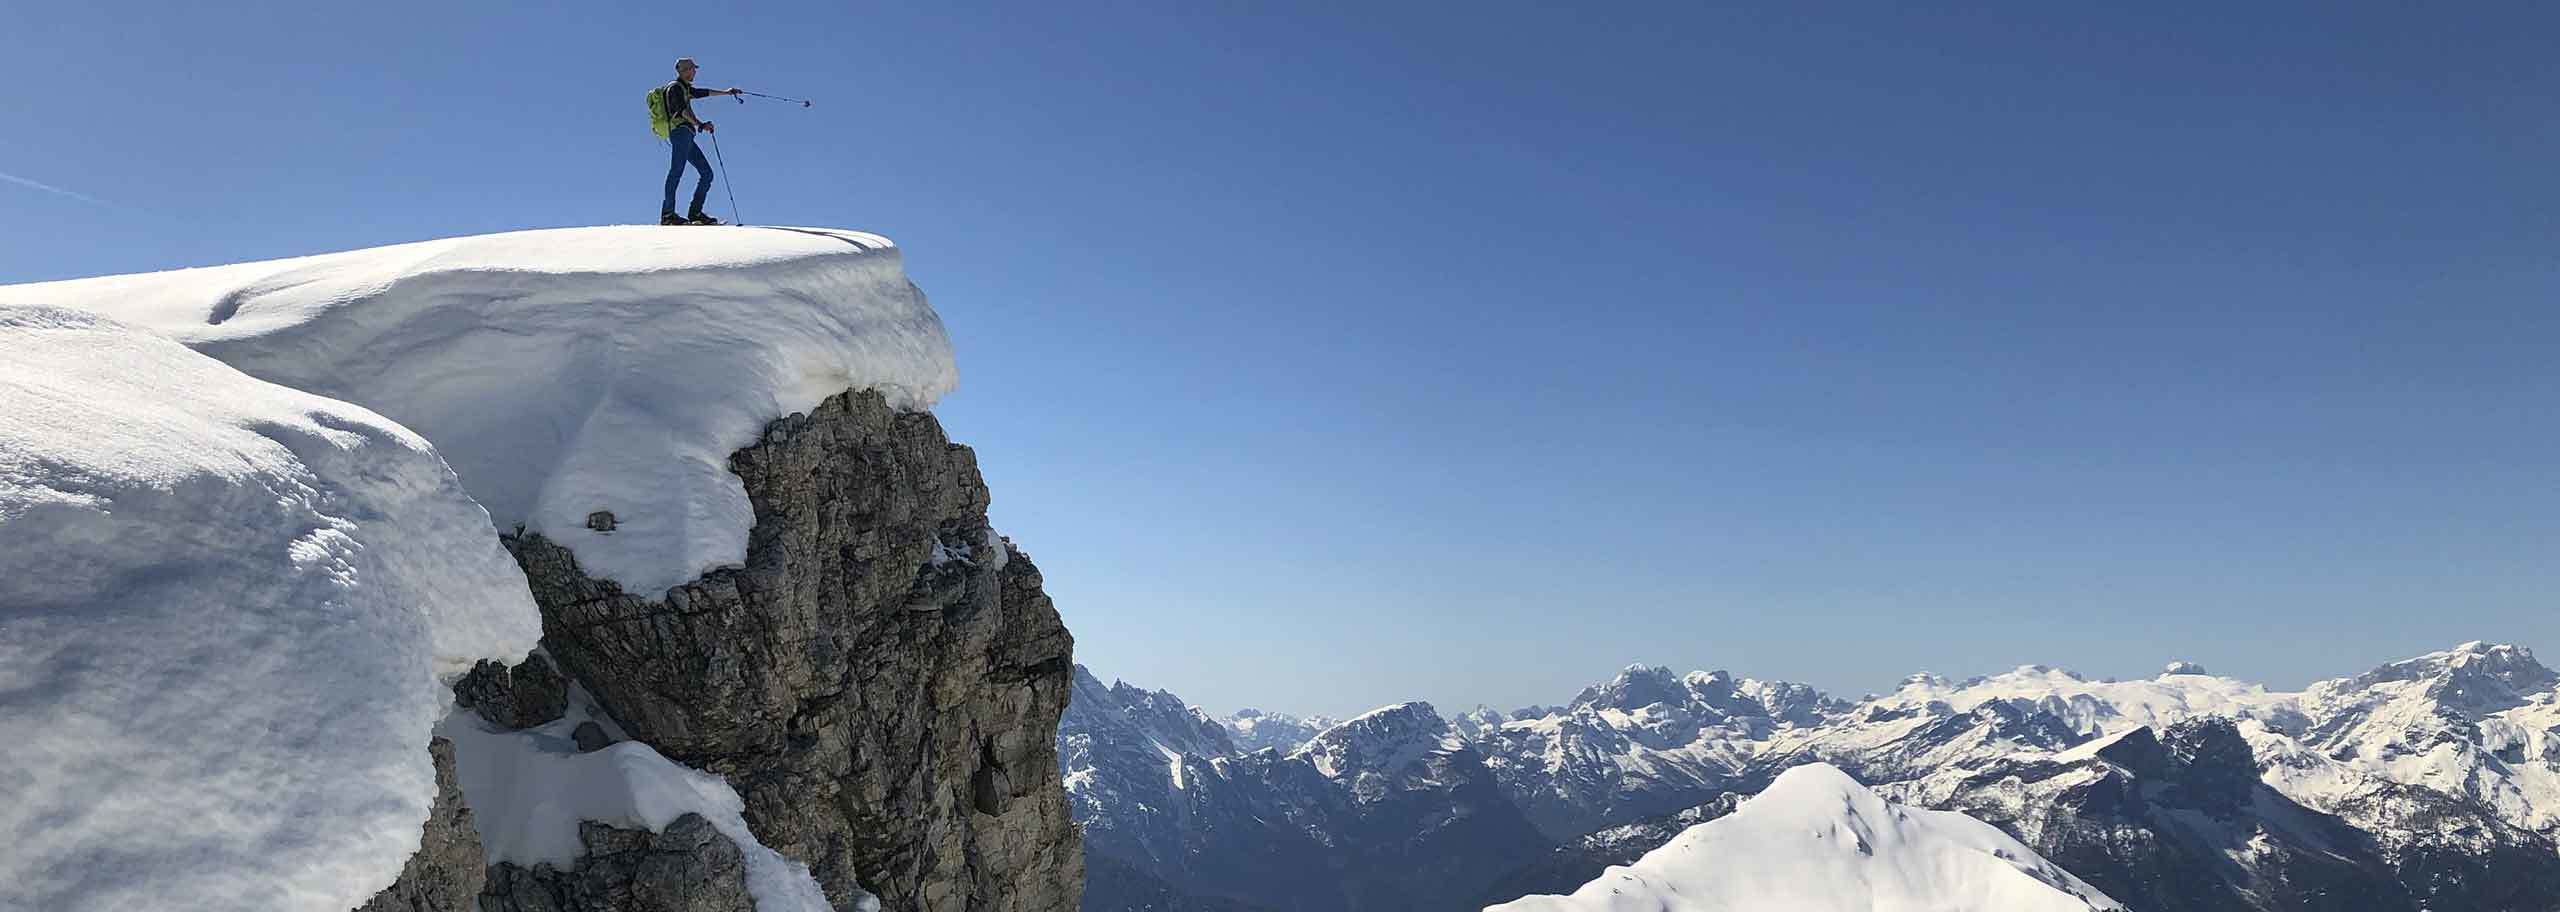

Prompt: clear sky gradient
[{"left": 6, "top": 2, "right": 2556, "bottom": 719}]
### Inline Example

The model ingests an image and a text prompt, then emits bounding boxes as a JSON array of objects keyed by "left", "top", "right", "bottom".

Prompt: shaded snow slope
[
  {"left": 1486, "top": 763, "right": 2121, "bottom": 912},
  {"left": 0, "top": 307, "right": 542, "bottom": 912},
  {"left": 0, "top": 226, "right": 953, "bottom": 596}
]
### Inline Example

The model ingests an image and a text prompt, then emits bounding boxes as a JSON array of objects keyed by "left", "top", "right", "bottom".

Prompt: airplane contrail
[{"left": 0, "top": 170, "right": 111, "bottom": 206}]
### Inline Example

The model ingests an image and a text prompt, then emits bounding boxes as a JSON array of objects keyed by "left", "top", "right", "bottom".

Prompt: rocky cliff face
[
  {"left": 506, "top": 388, "right": 1079, "bottom": 912},
  {"left": 365, "top": 388, "right": 1080, "bottom": 912}
]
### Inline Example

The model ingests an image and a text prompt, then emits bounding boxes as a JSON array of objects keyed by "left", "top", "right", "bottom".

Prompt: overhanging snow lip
[{"left": 0, "top": 224, "right": 956, "bottom": 598}]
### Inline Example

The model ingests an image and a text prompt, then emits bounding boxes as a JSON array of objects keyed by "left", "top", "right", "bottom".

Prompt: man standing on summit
[{"left": 660, "top": 57, "right": 741, "bottom": 225}]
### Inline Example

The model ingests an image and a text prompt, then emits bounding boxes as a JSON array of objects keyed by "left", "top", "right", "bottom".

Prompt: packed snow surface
[
  {"left": 443, "top": 700, "right": 873, "bottom": 912},
  {"left": 1486, "top": 763, "right": 2121, "bottom": 912},
  {"left": 0, "top": 307, "right": 542, "bottom": 912},
  {"left": 0, "top": 226, "right": 954, "bottom": 595}
]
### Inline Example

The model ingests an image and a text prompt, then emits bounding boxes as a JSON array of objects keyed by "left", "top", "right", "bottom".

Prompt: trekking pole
[
  {"left": 738, "top": 90, "right": 814, "bottom": 108},
  {"left": 707, "top": 132, "right": 742, "bottom": 226}
]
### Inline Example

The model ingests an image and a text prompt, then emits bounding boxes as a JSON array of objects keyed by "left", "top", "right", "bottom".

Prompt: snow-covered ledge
[{"left": 0, "top": 226, "right": 955, "bottom": 596}]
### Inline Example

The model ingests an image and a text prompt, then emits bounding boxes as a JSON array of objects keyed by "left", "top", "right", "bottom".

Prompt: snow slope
[
  {"left": 0, "top": 307, "right": 543, "bottom": 912},
  {"left": 1486, "top": 763, "right": 2121, "bottom": 912},
  {"left": 0, "top": 226, "right": 953, "bottom": 596}
]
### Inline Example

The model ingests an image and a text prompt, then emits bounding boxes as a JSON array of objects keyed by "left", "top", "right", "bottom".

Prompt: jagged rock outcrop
[
  {"left": 480, "top": 814, "right": 754, "bottom": 912},
  {"left": 1943, "top": 720, "right": 2416, "bottom": 912},
  {"left": 357, "top": 739, "right": 486, "bottom": 912},
  {"left": 505, "top": 389, "right": 1080, "bottom": 912},
  {"left": 453, "top": 653, "right": 570, "bottom": 730}
]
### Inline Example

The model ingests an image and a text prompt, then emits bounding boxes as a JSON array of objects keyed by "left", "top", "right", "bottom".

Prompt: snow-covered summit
[
  {"left": 0, "top": 226, "right": 953, "bottom": 596},
  {"left": 0, "top": 308, "right": 543, "bottom": 912},
  {"left": 1486, "top": 762, "right": 2121, "bottom": 911},
  {"left": 1877, "top": 659, "right": 2297, "bottom": 738},
  {"left": 2316, "top": 640, "right": 2554, "bottom": 714},
  {"left": 1296, "top": 702, "right": 1455, "bottom": 780},
  {"left": 1226, "top": 707, "right": 1342, "bottom": 754}
]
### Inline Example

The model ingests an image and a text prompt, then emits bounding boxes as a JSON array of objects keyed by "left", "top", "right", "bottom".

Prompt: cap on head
[{"left": 675, "top": 57, "right": 698, "bottom": 72}]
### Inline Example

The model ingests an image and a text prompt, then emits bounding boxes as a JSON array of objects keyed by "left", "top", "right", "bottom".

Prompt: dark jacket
[{"left": 662, "top": 80, "right": 721, "bottom": 129}]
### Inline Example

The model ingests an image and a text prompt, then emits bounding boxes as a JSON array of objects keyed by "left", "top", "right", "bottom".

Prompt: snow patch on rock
[{"left": 442, "top": 702, "right": 872, "bottom": 912}]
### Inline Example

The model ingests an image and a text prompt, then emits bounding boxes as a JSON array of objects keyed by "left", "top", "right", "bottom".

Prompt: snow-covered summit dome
[
  {"left": 0, "top": 226, "right": 951, "bottom": 596},
  {"left": 1488, "top": 762, "right": 2122, "bottom": 911}
]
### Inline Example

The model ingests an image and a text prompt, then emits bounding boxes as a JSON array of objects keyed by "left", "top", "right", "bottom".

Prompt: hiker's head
[{"left": 675, "top": 57, "right": 699, "bottom": 81}]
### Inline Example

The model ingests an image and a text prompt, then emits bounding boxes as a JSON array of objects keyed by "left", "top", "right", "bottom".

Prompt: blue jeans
[{"left": 663, "top": 126, "right": 714, "bottom": 216}]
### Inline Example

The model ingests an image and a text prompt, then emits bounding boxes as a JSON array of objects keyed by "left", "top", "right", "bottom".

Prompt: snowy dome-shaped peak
[
  {"left": 2163, "top": 661, "right": 2210, "bottom": 676},
  {"left": 1488, "top": 762, "right": 2122, "bottom": 911}
]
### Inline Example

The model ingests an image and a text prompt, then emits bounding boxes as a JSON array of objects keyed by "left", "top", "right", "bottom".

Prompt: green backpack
[{"left": 646, "top": 83, "right": 673, "bottom": 140}]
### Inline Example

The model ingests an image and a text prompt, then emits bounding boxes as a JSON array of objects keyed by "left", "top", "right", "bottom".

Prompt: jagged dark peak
[
  {"left": 2091, "top": 726, "right": 2168, "bottom": 778},
  {"left": 1068, "top": 663, "right": 1238, "bottom": 757},
  {"left": 2161, "top": 661, "right": 2209, "bottom": 677},
  {"left": 2157, "top": 718, "right": 2259, "bottom": 814}
]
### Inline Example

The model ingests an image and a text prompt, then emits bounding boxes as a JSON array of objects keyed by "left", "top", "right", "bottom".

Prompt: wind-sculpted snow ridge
[
  {"left": 0, "top": 308, "right": 543, "bottom": 912},
  {"left": 1486, "top": 763, "right": 2121, "bottom": 912},
  {"left": 0, "top": 226, "right": 954, "bottom": 596}
]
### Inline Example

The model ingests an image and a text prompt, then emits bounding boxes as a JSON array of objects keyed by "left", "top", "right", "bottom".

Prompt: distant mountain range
[{"left": 1062, "top": 642, "right": 2560, "bottom": 911}]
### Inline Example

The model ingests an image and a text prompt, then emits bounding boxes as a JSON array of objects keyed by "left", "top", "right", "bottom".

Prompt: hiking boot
[
  {"left": 660, "top": 212, "right": 687, "bottom": 226},
  {"left": 686, "top": 211, "right": 724, "bottom": 226}
]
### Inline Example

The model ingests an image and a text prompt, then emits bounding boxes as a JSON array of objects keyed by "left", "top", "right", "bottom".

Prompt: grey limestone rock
[
  {"left": 504, "top": 388, "right": 1080, "bottom": 912},
  {"left": 573, "top": 720, "right": 615, "bottom": 752},
  {"left": 480, "top": 814, "right": 753, "bottom": 912},
  {"left": 453, "top": 653, "right": 570, "bottom": 730},
  {"left": 354, "top": 738, "right": 486, "bottom": 912}
]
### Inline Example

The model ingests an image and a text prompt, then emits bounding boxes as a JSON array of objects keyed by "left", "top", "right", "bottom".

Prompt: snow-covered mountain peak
[
  {"left": 1883, "top": 659, "right": 2296, "bottom": 738},
  {"left": 1488, "top": 762, "right": 2122, "bottom": 911},
  {"left": 1067, "top": 665, "right": 1236, "bottom": 760},
  {"left": 1296, "top": 702, "right": 1455, "bottom": 779},
  {"left": 2162, "top": 660, "right": 2210, "bottom": 676},
  {"left": 2321, "top": 642, "right": 2555, "bottom": 716},
  {"left": 0, "top": 226, "right": 951, "bottom": 597},
  {"left": 1571, "top": 664, "right": 1687, "bottom": 711},
  {"left": 1225, "top": 707, "right": 1341, "bottom": 754}
]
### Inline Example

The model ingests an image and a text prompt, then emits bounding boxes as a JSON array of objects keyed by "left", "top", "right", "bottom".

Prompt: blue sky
[{"left": 7, "top": 2, "right": 2558, "bottom": 718}]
